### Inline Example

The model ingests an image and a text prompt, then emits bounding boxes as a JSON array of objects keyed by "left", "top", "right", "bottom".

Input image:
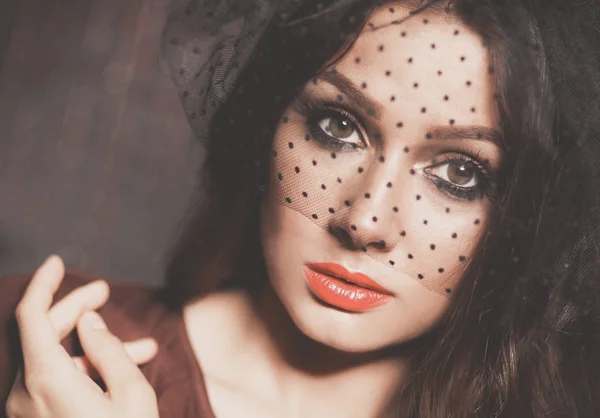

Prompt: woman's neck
[{"left": 184, "top": 284, "right": 417, "bottom": 417}]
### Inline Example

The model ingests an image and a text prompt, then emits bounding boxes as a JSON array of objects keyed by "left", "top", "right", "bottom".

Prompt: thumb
[{"left": 77, "top": 311, "right": 153, "bottom": 402}]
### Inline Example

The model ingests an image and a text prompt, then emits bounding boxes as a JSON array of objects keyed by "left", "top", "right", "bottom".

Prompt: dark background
[{"left": 0, "top": 0, "right": 202, "bottom": 286}]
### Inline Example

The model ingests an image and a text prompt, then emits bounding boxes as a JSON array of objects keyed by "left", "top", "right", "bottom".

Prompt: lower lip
[{"left": 304, "top": 267, "right": 392, "bottom": 312}]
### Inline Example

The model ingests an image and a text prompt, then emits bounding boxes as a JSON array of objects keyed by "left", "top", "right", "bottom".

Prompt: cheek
[
  {"left": 397, "top": 194, "right": 489, "bottom": 292},
  {"left": 269, "top": 115, "right": 365, "bottom": 230}
]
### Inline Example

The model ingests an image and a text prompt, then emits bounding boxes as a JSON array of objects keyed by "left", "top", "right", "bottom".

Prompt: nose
[{"left": 328, "top": 168, "right": 402, "bottom": 253}]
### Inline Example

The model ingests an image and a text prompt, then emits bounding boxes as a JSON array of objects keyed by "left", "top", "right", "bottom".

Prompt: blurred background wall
[{"left": 0, "top": 0, "right": 202, "bottom": 286}]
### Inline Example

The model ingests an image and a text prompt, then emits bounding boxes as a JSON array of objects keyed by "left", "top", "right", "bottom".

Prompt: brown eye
[
  {"left": 318, "top": 115, "right": 361, "bottom": 144},
  {"left": 447, "top": 161, "right": 476, "bottom": 186},
  {"left": 422, "top": 156, "right": 491, "bottom": 201},
  {"left": 328, "top": 117, "right": 353, "bottom": 138},
  {"left": 426, "top": 159, "right": 479, "bottom": 188}
]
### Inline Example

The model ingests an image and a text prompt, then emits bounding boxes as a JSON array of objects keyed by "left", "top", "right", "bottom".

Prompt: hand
[{"left": 5, "top": 255, "right": 160, "bottom": 418}]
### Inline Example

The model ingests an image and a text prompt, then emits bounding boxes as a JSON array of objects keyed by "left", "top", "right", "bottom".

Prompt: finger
[
  {"left": 48, "top": 279, "right": 110, "bottom": 340},
  {"left": 72, "top": 338, "right": 158, "bottom": 379},
  {"left": 16, "top": 255, "right": 70, "bottom": 367},
  {"left": 9, "top": 368, "right": 25, "bottom": 394},
  {"left": 5, "top": 369, "right": 35, "bottom": 418},
  {"left": 77, "top": 312, "right": 154, "bottom": 400},
  {"left": 121, "top": 338, "right": 158, "bottom": 364}
]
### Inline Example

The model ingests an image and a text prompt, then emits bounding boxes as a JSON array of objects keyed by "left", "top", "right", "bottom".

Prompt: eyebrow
[
  {"left": 317, "top": 70, "right": 504, "bottom": 151},
  {"left": 427, "top": 125, "right": 505, "bottom": 151},
  {"left": 317, "top": 70, "right": 384, "bottom": 120}
]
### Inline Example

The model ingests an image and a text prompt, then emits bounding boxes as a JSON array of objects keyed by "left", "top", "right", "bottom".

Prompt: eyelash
[
  {"left": 296, "top": 97, "right": 367, "bottom": 151},
  {"left": 294, "top": 97, "right": 496, "bottom": 202},
  {"left": 422, "top": 156, "right": 494, "bottom": 202}
]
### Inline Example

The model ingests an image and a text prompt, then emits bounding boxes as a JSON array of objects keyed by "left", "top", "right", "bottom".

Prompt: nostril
[{"left": 329, "top": 225, "right": 355, "bottom": 249}]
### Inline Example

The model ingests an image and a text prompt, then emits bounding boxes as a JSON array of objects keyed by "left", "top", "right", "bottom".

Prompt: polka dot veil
[
  {"left": 269, "top": 7, "right": 502, "bottom": 296},
  {"left": 163, "top": 0, "right": 600, "bottom": 321}
]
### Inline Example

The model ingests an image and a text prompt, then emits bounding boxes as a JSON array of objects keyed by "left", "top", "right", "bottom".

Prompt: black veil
[{"left": 161, "top": 0, "right": 600, "bottom": 415}]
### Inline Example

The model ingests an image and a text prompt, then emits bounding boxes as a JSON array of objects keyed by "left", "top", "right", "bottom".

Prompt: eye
[
  {"left": 317, "top": 114, "right": 362, "bottom": 145},
  {"left": 423, "top": 156, "right": 492, "bottom": 201},
  {"left": 295, "top": 96, "right": 367, "bottom": 151},
  {"left": 428, "top": 159, "right": 479, "bottom": 188}
]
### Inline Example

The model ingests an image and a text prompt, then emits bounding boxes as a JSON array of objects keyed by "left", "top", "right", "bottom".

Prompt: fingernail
[
  {"left": 81, "top": 311, "right": 106, "bottom": 330},
  {"left": 127, "top": 338, "right": 159, "bottom": 356},
  {"left": 44, "top": 254, "right": 58, "bottom": 265}
]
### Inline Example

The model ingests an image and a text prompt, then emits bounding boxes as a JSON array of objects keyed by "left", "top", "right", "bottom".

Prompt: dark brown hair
[{"left": 164, "top": 1, "right": 600, "bottom": 416}]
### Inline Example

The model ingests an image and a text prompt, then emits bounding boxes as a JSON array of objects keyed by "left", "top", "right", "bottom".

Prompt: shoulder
[{"left": 0, "top": 271, "right": 179, "bottom": 408}]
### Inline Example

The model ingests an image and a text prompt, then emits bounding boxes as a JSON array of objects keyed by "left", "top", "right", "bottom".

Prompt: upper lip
[{"left": 307, "top": 262, "right": 393, "bottom": 295}]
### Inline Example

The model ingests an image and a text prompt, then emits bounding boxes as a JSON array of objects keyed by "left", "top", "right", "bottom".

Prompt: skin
[
  {"left": 6, "top": 256, "right": 160, "bottom": 417},
  {"left": 9, "top": 3, "right": 503, "bottom": 418},
  {"left": 262, "top": 3, "right": 502, "bottom": 354},
  {"left": 186, "top": 4, "right": 502, "bottom": 418}
]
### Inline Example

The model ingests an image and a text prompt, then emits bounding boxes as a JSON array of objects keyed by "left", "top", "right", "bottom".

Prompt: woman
[{"left": 2, "top": 0, "right": 600, "bottom": 416}]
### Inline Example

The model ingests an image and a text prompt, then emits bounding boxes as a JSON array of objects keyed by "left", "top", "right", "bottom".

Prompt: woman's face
[{"left": 261, "top": 4, "right": 503, "bottom": 352}]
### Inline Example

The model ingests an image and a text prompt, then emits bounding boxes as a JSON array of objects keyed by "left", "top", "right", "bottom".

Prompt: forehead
[
  {"left": 356, "top": 5, "right": 487, "bottom": 65},
  {"left": 332, "top": 4, "right": 499, "bottom": 127}
]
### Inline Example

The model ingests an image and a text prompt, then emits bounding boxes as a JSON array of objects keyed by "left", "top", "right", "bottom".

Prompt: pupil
[
  {"left": 328, "top": 117, "right": 353, "bottom": 139},
  {"left": 447, "top": 162, "right": 474, "bottom": 185}
]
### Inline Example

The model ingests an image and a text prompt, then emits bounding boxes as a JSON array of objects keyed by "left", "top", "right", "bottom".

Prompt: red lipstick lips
[{"left": 304, "top": 263, "right": 392, "bottom": 312}]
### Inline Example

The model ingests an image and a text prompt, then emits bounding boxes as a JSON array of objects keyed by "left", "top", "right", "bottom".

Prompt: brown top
[{"left": 0, "top": 272, "right": 215, "bottom": 418}]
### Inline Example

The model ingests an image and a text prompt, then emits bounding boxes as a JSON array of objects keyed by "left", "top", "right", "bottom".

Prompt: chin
[
  {"left": 304, "top": 325, "right": 396, "bottom": 354},
  {"left": 266, "top": 262, "right": 438, "bottom": 355},
  {"left": 280, "top": 292, "right": 410, "bottom": 354}
]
